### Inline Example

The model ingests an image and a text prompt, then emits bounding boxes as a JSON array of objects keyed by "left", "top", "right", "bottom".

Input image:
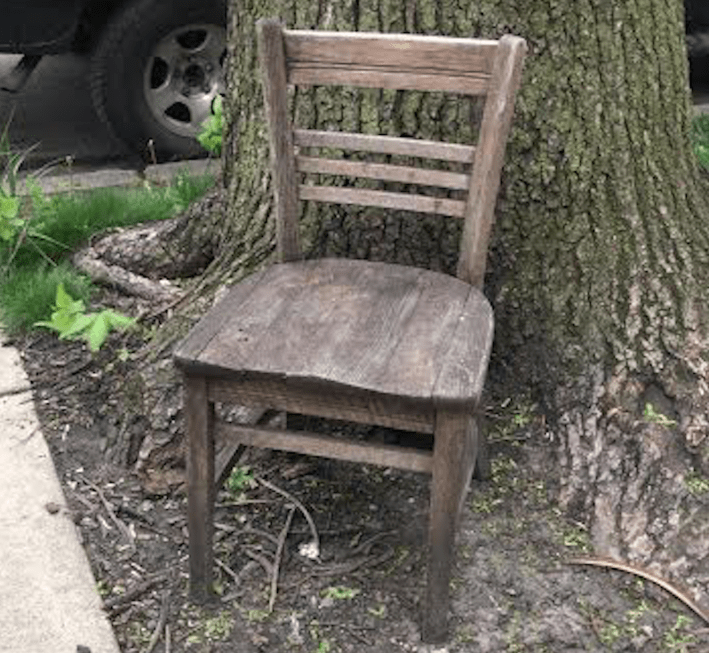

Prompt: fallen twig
[
  {"left": 319, "top": 621, "right": 375, "bottom": 646},
  {"left": 0, "top": 384, "right": 32, "bottom": 398},
  {"left": 215, "top": 557, "right": 240, "bottom": 583},
  {"left": 310, "top": 547, "right": 395, "bottom": 577},
  {"left": 103, "top": 572, "right": 169, "bottom": 611},
  {"left": 143, "top": 588, "right": 170, "bottom": 653},
  {"left": 568, "top": 556, "right": 709, "bottom": 626},
  {"left": 256, "top": 476, "right": 320, "bottom": 556},
  {"left": 243, "top": 547, "right": 274, "bottom": 577},
  {"left": 269, "top": 505, "right": 295, "bottom": 612},
  {"left": 80, "top": 475, "right": 136, "bottom": 552}
]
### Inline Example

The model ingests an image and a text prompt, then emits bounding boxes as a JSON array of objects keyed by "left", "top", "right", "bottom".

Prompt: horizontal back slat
[
  {"left": 284, "top": 30, "right": 497, "bottom": 90},
  {"left": 289, "top": 64, "right": 489, "bottom": 94},
  {"left": 299, "top": 185, "right": 466, "bottom": 218},
  {"left": 294, "top": 129, "right": 475, "bottom": 163},
  {"left": 296, "top": 155, "right": 469, "bottom": 189}
]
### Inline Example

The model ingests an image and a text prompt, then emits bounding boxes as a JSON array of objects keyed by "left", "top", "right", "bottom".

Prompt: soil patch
[{"left": 14, "top": 290, "right": 709, "bottom": 652}]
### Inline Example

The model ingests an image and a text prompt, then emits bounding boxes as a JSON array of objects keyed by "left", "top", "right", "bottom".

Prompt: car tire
[{"left": 89, "top": 0, "right": 227, "bottom": 160}]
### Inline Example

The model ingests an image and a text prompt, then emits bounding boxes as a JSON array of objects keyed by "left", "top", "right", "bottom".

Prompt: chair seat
[{"left": 175, "top": 258, "right": 494, "bottom": 409}]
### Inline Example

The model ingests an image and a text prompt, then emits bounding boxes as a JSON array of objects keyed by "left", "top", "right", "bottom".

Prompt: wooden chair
[{"left": 174, "top": 19, "right": 526, "bottom": 643}]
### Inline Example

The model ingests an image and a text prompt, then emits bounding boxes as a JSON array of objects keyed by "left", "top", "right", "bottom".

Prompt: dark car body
[
  {"left": 0, "top": 0, "right": 127, "bottom": 54},
  {"left": 0, "top": 0, "right": 227, "bottom": 159}
]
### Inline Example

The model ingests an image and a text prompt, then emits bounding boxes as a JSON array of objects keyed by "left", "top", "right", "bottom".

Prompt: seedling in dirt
[
  {"left": 312, "top": 640, "right": 332, "bottom": 653},
  {"left": 321, "top": 586, "right": 360, "bottom": 601},
  {"left": 598, "top": 621, "right": 622, "bottom": 646},
  {"left": 663, "top": 614, "right": 697, "bottom": 650},
  {"left": 225, "top": 465, "right": 255, "bottom": 497},
  {"left": 203, "top": 611, "right": 233, "bottom": 641},
  {"left": 245, "top": 608, "right": 270, "bottom": 623},
  {"left": 367, "top": 604, "right": 386, "bottom": 618},
  {"left": 35, "top": 283, "right": 135, "bottom": 352},
  {"left": 308, "top": 622, "right": 333, "bottom": 653},
  {"left": 643, "top": 402, "right": 676, "bottom": 427},
  {"left": 684, "top": 471, "right": 709, "bottom": 496}
]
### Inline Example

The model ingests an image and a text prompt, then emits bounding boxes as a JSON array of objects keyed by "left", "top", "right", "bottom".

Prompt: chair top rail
[
  {"left": 283, "top": 31, "right": 498, "bottom": 74},
  {"left": 284, "top": 31, "right": 497, "bottom": 95}
]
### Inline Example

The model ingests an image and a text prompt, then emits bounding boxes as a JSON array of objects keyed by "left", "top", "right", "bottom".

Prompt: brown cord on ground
[{"left": 568, "top": 556, "right": 709, "bottom": 626}]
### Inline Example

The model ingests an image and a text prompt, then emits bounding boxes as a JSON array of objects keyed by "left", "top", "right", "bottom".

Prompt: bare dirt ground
[{"left": 14, "top": 288, "right": 709, "bottom": 652}]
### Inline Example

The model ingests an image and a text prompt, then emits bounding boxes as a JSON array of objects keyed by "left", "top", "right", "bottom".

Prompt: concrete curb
[
  {"left": 18, "top": 156, "right": 221, "bottom": 195},
  {"left": 0, "top": 334, "right": 121, "bottom": 653}
]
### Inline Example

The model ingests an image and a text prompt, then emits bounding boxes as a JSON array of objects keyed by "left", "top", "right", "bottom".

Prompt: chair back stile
[{"left": 256, "top": 19, "right": 526, "bottom": 285}]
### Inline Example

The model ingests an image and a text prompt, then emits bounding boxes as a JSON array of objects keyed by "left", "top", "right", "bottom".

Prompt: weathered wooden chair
[{"left": 174, "top": 19, "right": 525, "bottom": 643}]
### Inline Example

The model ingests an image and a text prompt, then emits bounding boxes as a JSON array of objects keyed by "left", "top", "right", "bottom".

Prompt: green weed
[
  {"left": 643, "top": 403, "right": 676, "bottom": 427},
  {"left": 692, "top": 113, "right": 709, "bottom": 172},
  {"left": 663, "top": 614, "right": 697, "bottom": 650},
  {"left": 321, "top": 586, "right": 360, "bottom": 601},
  {"left": 35, "top": 283, "right": 135, "bottom": 352},
  {"left": 225, "top": 465, "right": 255, "bottom": 496},
  {"left": 198, "top": 95, "right": 223, "bottom": 156},
  {"left": 0, "top": 263, "right": 90, "bottom": 333},
  {"left": 685, "top": 471, "right": 709, "bottom": 495}
]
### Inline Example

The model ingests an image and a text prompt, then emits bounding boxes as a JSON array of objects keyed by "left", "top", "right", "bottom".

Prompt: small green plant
[
  {"left": 203, "top": 611, "right": 233, "bottom": 641},
  {"left": 692, "top": 113, "right": 709, "bottom": 172},
  {"left": 663, "top": 614, "right": 697, "bottom": 650},
  {"left": 643, "top": 403, "right": 676, "bottom": 427},
  {"left": 225, "top": 465, "right": 255, "bottom": 496},
  {"left": 198, "top": 95, "right": 223, "bottom": 155},
  {"left": 321, "top": 586, "right": 360, "bottom": 601},
  {"left": 35, "top": 283, "right": 135, "bottom": 352},
  {"left": 245, "top": 608, "right": 270, "bottom": 623},
  {"left": 0, "top": 127, "right": 66, "bottom": 274},
  {"left": 685, "top": 471, "right": 709, "bottom": 495},
  {"left": 598, "top": 621, "right": 622, "bottom": 646}
]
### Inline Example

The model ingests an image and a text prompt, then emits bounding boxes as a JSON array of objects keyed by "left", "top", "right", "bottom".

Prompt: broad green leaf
[
  {"left": 106, "top": 310, "right": 136, "bottom": 329},
  {"left": 86, "top": 313, "right": 111, "bottom": 352},
  {"left": 60, "top": 312, "right": 95, "bottom": 339}
]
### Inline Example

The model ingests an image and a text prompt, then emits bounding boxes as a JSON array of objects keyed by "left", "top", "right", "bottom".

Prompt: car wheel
[{"left": 90, "top": 0, "right": 227, "bottom": 160}]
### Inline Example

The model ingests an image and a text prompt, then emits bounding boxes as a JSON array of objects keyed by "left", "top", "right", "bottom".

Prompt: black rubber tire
[{"left": 90, "top": 0, "right": 227, "bottom": 161}]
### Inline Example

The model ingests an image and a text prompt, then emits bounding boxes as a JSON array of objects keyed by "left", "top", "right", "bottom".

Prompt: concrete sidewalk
[{"left": 0, "top": 334, "right": 121, "bottom": 653}]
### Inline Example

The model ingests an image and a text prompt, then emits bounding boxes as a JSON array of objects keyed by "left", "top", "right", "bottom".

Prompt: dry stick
[
  {"left": 81, "top": 476, "right": 136, "bottom": 552},
  {"left": 256, "top": 476, "right": 320, "bottom": 554},
  {"left": 269, "top": 505, "right": 296, "bottom": 612},
  {"left": 164, "top": 624, "right": 171, "bottom": 653},
  {"left": 143, "top": 588, "right": 170, "bottom": 653},
  {"left": 103, "top": 572, "right": 169, "bottom": 611},
  {"left": 319, "top": 622, "right": 375, "bottom": 646},
  {"left": 568, "top": 556, "right": 709, "bottom": 626},
  {"left": 243, "top": 547, "right": 274, "bottom": 576},
  {"left": 215, "top": 557, "right": 240, "bottom": 583}
]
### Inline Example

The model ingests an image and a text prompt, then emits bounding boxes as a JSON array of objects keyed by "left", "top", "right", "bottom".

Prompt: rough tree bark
[{"left": 108, "top": 0, "right": 709, "bottom": 599}]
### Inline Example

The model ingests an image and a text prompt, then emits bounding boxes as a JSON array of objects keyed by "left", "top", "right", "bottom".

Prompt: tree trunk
[{"left": 123, "top": 0, "right": 709, "bottom": 596}]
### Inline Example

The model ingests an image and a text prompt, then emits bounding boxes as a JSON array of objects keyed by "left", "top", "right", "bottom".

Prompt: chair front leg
[
  {"left": 185, "top": 373, "right": 216, "bottom": 603},
  {"left": 422, "top": 408, "right": 478, "bottom": 643}
]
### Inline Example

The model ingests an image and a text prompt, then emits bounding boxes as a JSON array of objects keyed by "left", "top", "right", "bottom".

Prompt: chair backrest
[{"left": 257, "top": 19, "right": 526, "bottom": 287}]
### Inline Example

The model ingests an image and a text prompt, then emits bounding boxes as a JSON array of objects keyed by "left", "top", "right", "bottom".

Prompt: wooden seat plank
[{"left": 177, "top": 259, "right": 492, "bottom": 405}]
